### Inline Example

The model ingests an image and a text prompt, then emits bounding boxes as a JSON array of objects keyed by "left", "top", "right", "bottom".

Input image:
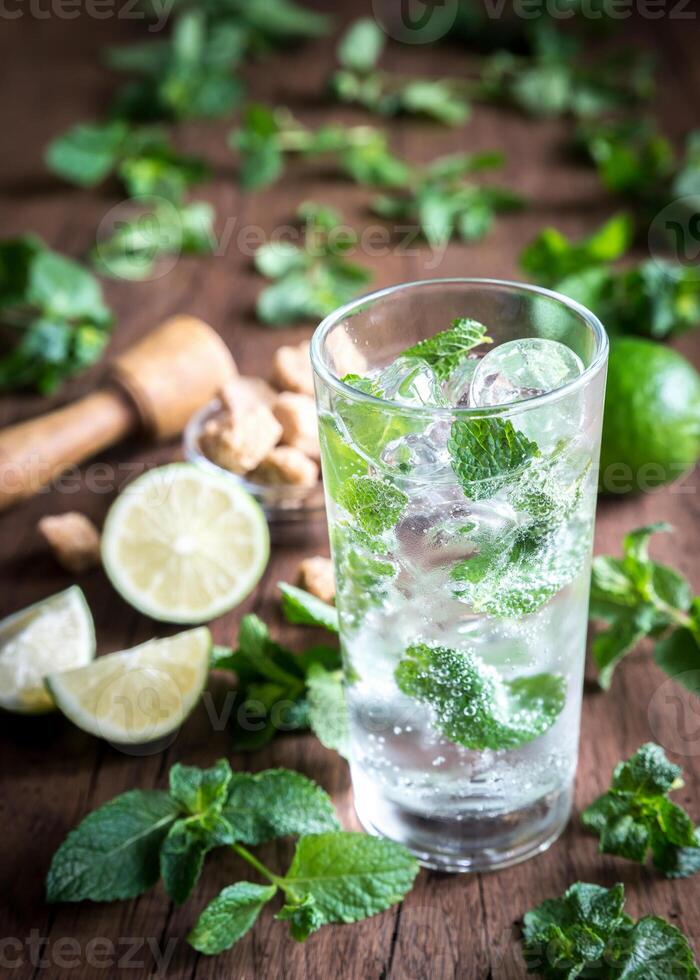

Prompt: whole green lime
[{"left": 600, "top": 337, "right": 700, "bottom": 494}]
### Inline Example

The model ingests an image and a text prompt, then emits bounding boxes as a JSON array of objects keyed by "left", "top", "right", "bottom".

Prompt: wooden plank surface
[{"left": 1, "top": 4, "right": 699, "bottom": 978}]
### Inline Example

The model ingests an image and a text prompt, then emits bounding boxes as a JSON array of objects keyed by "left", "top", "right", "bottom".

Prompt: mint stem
[{"left": 231, "top": 843, "right": 282, "bottom": 888}]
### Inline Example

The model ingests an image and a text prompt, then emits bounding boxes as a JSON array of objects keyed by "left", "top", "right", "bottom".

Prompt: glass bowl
[{"left": 183, "top": 398, "right": 326, "bottom": 525}]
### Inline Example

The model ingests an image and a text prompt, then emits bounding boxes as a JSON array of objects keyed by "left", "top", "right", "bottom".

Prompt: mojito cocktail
[{"left": 311, "top": 279, "right": 608, "bottom": 872}]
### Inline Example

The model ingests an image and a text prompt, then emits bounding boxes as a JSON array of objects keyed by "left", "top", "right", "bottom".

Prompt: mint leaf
[
  {"left": 337, "top": 17, "right": 384, "bottom": 73},
  {"left": 481, "top": 29, "right": 652, "bottom": 121},
  {"left": 452, "top": 526, "right": 588, "bottom": 617},
  {"left": 576, "top": 117, "right": 675, "bottom": 201},
  {"left": 521, "top": 881, "right": 699, "bottom": 979},
  {"left": 91, "top": 200, "right": 215, "bottom": 281},
  {"left": 0, "top": 236, "right": 113, "bottom": 393},
  {"left": 589, "top": 524, "right": 694, "bottom": 689},
  {"left": 188, "top": 882, "right": 277, "bottom": 955},
  {"left": 222, "top": 769, "right": 340, "bottom": 845},
  {"left": 372, "top": 151, "right": 522, "bottom": 246},
  {"left": 306, "top": 664, "right": 350, "bottom": 757},
  {"left": 654, "top": 615, "right": 700, "bottom": 696},
  {"left": 46, "top": 790, "right": 179, "bottom": 902},
  {"left": 276, "top": 893, "right": 325, "bottom": 941},
  {"left": 317, "top": 414, "right": 368, "bottom": 498},
  {"left": 279, "top": 583, "right": 339, "bottom": 633},
  {"left": 160, "top": 760, "right": 235, "bottom": 903},
  {"left": 255, "top": 202, "right": 373, "bottom": 325},
  {"left": 337, "top": 475, "right": 408, "bottom": 536},
  {"left": 46, "top": 121, "right": 208, "bottom": 201},
  {"left": 448, "top": 417, "right": 540, "bottom": 500},
  {"left": 333, "top": 20, "right": 470, "bottom": 126},
  {"left": 401, "top": 318, "right": 492, "bottom": 380},
  {"left": 160, "top": 821, "right": 209, "bottom": 905},
  {"left": 331, "top": 527, "right": 397, "bottom": 628},
  {"left": 520, "top": 212, "right": 633, "bottom": 287},
  {"left": 169, "top": 758, "right": 232, "bottom": 814},
  {"left": 46, "top": 120, "right": 130, "bottom": 186},
  {"left": 282, "top": 832, "right": 418, "bottom": 925},
  {"left": 582, "top": 743, "right": 700, "bottom": 878},
  {"left": 106, "top": 11, "right": 245, "bottom": 122},
  {"left": 395, "top": 644, "right": 565, "bottom": 751}
]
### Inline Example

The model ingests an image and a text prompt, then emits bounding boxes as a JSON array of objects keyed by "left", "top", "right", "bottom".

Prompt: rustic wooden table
[{"left": 1, "top": 4, "right": 699, "bottom": 978}]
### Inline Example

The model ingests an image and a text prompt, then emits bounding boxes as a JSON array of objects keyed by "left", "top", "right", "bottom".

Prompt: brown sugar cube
[
  {"left": 271, "top": 340, "right": 314, "bottom": 396},
  {"left": 297, "top": 555, "right": 335, "bottom": 603},
  {"left": 273, "top": 392, "right": 320, "bottom": 459},
  {"left": 200, "top": 404, "right": 282, "bottom": 475},
  {"left": 326, "top": 327, "right": 367, "bottom": 378},
  {"left": 38, "top": 512, "right": 101, "bottom": 573},
  {"left": 252, "top": 446, "right": 319, "bottom": 486},
  {"left": 218, "top": 375, "right": 277, "bottom": 414}
]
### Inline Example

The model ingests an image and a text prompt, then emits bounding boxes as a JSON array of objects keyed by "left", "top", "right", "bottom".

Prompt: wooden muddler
[{"left": 0, "top": 315, "right": 237, "bottom": 511}]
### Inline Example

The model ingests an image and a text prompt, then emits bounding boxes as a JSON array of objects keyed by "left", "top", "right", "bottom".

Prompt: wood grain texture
[{"left": 0, "top": 4, "right": 699, "bottom": 979}]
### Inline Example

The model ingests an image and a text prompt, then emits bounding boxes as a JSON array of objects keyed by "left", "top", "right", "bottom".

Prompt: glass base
[{"left": 353, "top": 779, "right": 572, "bottom": 873}]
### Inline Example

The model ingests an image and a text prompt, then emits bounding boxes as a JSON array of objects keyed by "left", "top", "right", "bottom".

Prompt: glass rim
[{"left": 310, "top": 277, "right": 609, "bottom": 418}]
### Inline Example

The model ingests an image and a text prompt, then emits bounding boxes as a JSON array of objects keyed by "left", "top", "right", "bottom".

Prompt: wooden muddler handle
[{"left": 0, "top": 315, "right": 237, "bottom": 511}]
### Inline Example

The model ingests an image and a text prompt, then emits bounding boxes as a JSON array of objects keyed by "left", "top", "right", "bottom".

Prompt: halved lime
[
  {"left": 46, "top": 627, "right": 211, "bottom": 743},
  {"left": 101, "top": 463, "right": 269, "bottom": 623},
  {"left": 0, "top": 587, "right": 95, "bottom": 714}
]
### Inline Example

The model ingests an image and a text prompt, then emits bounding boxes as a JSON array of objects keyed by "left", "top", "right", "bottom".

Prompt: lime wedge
[
  {"left": 46, "top": 628, "right": 211, "bottom": 743},
  {"left": 101, "top": 463, "right": 269, "bottom": 624},
  {"left": 0, "top": 587, "right": 95, "bottom": 714}
]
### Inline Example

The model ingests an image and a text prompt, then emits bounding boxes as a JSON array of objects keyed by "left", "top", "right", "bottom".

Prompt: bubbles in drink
[{"left": 469, "top": 339, "right": 584, "bottom": 408}]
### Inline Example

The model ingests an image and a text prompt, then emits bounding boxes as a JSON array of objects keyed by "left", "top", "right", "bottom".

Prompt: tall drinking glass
[{"left": 311, "top": 279, "right": 608, "bottom": 872}]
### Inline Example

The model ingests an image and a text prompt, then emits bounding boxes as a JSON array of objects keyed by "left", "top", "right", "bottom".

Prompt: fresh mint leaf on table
[
  {"left": 575, "top": 118, "right": 676, "bottom": 204},
  {"left": 47, "top": 760, "right": 416, "bottom": 956},
  {"left": 330, "top": 18, "right": 471, "bottom": 127},
  {"left": 589, "top": 523, "right": 699, "bottom": 690},
  {"left": 519, "top": 217, "right": 700, "bottom": 339},
  {"left": 188, "top": 882, "right": 278, "bottom": 955},
  {"left": 221, "top": 769, "right": 340, "bottom": 844},
  {"left": 90, "top": 200, "right": 215, "bottom": 281},
  {"left": 402, "top": 318, "right": 492, "bottom": 379},
  {"left": 521, "top": 881, "right": 699, "bottom": 978},
  {"left": 395, "top": 644, "right": 566, "bottom": 751},
  {"left": 255, "top": 202, "right": 373, "bottom": 325},
  {"left": 372, "top": 150, "right": 524, "bottom": 247},
  {"left": 582, "top": 743, "right": 700, "bottom": 879},
  {"left": 190, "top": 831, "right": 417, "bottom": 953},
  {"left": 478, "top": 25, "right": 653, "bottom": 120},
  {"left": 279, "top": 582, "right": 339, "bottom": 633},
  {"left": 576, "top": 119, "right": 700, "bottom": 215},
  {"left": 46, "top": 790, "right": 180, "bottom": 902},
  {"left": 520, "top": 212, "right": 634, "bottom": 287},
  {"left": 45, "top": 121, "right": 208, "bottom": 201},
  {"left": 230, "top": 104, "right": 410, "bottom": 191},
  {"left": 106, "top": 10, "right": 245, "bottom": 122},
  {"left": 0, "top": 235, "right": 113, "bottom": 393},
  {"left": 212, "top": 597, "right": 344, "bottom": 752}
]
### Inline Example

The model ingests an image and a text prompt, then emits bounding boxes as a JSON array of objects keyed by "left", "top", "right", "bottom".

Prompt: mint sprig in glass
[{"left": 311, "top": 278, "right": 608, "bottom": 872}]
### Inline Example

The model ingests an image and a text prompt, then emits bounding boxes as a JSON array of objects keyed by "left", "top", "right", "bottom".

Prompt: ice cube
[
  {"left": 440, "top": 354, "right": 482, "bottom": 407},
  {"left": 381, "top": 420, "right": 452, "bottom": 478},
  {"left": 469, "top": 339, "right": 583, "bottom": 408},
  {"left": 375, "top": 357, "right": 446, "bottom": 407}
]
